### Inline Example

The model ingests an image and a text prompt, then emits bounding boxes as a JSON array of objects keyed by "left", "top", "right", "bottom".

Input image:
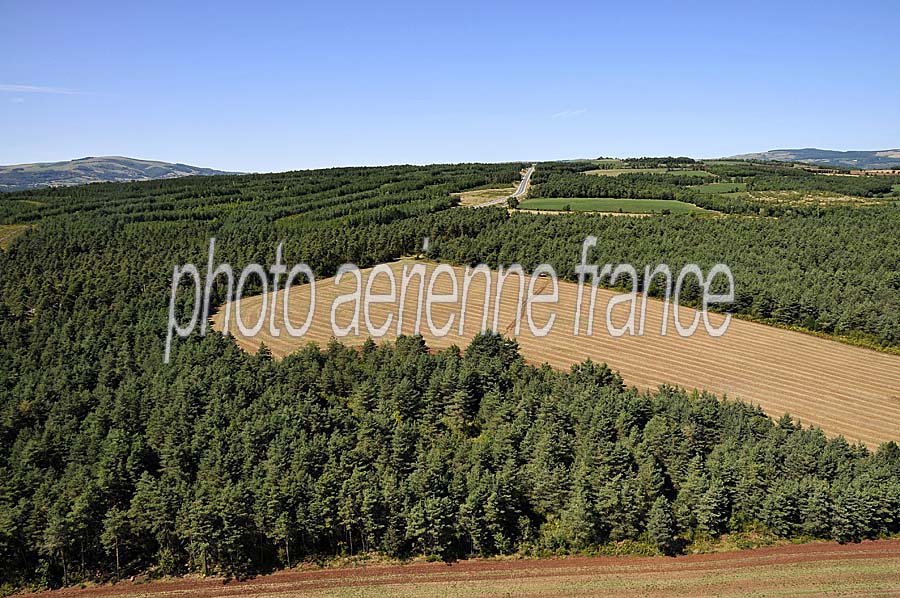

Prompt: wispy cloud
[
  {"left": 0, "top": 84, "right": 85, "bottom": 95},
  {"left": 10, "top": 97, "right": 25, "bottom": 104},
  {"left": 552, "top": 108, "right": 588, "bottom": 120}
]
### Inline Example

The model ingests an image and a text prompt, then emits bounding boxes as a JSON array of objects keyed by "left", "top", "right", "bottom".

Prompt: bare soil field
[
  {"left": 18, "top": 539, "right": 900, "bottom": 597},
  {"left": 212, "top": 261, "right": 900, "bottom": 447}
]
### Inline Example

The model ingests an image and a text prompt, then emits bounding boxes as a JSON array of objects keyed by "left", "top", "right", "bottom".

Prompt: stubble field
[
  {"left": 212, "top": 261, "right": 900, "bottom": 448},
  {"left": 452, "top": 185, "right": 517, "bottom": 207}
]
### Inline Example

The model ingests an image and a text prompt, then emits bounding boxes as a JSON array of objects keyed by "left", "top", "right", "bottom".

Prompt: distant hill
[
  {"left": 730, "top": 148, "right": 900, "bottom": 170},
  {"left": 0, "top": 156, "right": 238, "bottom": 191}
]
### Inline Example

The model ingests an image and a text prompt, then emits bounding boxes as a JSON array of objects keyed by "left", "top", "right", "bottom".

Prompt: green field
[
  {"left": 693, "top": 181, "right": 748, "bottom": 193},
  {"left": 519, "top": 197, "right": 710, "bottom": 214}
]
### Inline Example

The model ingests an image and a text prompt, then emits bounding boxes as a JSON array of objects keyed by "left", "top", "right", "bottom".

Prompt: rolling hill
[
  {"left": 730, "top": 148, "right": 900, "bottom": 170},
  {"left": 0, "top": 156, "right": 237, "bottom": 191}
]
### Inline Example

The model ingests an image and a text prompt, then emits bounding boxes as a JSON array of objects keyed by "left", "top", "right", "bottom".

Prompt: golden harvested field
[
  {"left": 0, "top": 224, "right": 29, "bottom": 249},
  {"left": 212, "top": 261, "right": 900, "bottom": 448},
  {"left": 19, "top": 539, "right": 900, "bottom": 597},
  {"left": 738, "top": 190, "right": 884, "bottom": 206},
  {"left": 452, "top": 185, "right": 517, "bottom": 207}
]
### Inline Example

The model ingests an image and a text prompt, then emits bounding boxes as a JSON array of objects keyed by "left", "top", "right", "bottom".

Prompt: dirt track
[
  {"left": 20, "top": 539, "right": 900, "bottom": 597},
  {"left": 212, "top": 261, "right": 900, "bottom": 448}
]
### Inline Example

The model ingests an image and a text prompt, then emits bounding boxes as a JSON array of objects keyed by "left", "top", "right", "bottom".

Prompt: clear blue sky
[{"left": 2, "top": 0, "right": 898, "bottom": 172}]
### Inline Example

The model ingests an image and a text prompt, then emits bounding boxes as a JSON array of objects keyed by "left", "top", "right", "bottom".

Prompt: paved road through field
[{"left": 472, "top": 165, "right": 534, "bottom": 208}]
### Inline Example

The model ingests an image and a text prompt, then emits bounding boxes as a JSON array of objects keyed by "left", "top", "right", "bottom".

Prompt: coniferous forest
[{"left": 1, "top": 162, "right": 900, "bottom": 589}]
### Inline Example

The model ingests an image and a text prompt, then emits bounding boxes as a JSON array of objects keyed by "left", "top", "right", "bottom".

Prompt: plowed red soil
[{"left": 19, "top": 539, "right": 900, "bottom": 597}]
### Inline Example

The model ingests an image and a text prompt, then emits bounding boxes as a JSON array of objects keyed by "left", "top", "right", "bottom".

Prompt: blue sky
[{"left": 2, "top": 0, "right": 898, "bottom": 172}]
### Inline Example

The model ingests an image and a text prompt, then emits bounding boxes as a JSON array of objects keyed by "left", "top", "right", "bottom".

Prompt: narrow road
[{"left": 472, "top": 165, "right": 534, "bottom": 208}]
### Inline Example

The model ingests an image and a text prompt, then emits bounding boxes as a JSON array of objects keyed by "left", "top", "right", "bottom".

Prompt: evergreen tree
[{"left": 647, "top": 496, "right": 677, "bottom": 556}]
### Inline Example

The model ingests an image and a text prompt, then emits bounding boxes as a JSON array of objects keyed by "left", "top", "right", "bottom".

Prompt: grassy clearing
[
  {"left": 0, "top": 224, "right": 29, "bottom": 249},
  {"left": 453, "top": 185, "right": 516, "bottom": 207},
  {"left": 519, "top": 197, "right": 710, "bottom": 214},
  {"left": 693, "top": 181, "right": 748, "bottom": 193}
]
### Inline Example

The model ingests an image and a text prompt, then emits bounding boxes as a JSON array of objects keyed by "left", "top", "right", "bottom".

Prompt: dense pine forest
[{"left": 1, "top": 161, "right": 900, "bottom": 589}]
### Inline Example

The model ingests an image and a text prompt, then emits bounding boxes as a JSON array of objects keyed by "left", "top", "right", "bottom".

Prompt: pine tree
[
  {"left": 696, "top": 478, "right": 729, "bottom": 536},
  {"left": 100, "top": 507, "right": 130, "bottom": 579},
  {"left": 647, "top": 496, "right": 678, "bottom": 556}
]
